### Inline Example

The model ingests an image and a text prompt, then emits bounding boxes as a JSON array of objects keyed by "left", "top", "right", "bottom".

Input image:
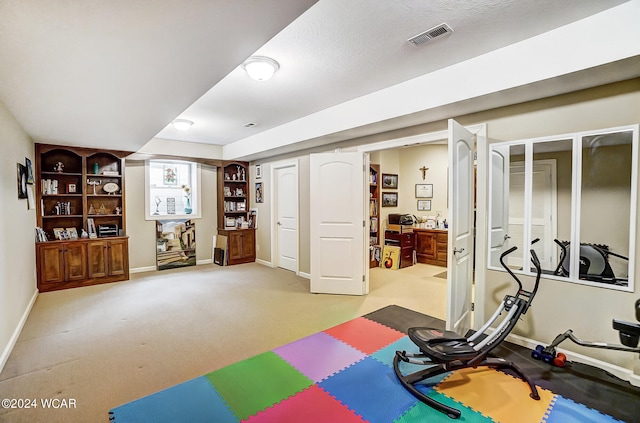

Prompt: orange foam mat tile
[{"left": 435, "top": 367, "right": 555, "bottom": 423}]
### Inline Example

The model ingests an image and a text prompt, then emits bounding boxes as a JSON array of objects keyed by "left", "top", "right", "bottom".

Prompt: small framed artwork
[
  {"left": 255, "top": 164, "right": 262, "bottom": 179},
  {"left": 17, "top": 163, "right": 28, "bottom": 199},
  {"left": 66, "top": 227, "right": 79, "bottom": 239},
  {"left": 255, "top": 182, "right": 263, "bottom": 203},
  {"left": 163, "top": 164, "right": 178, "bottom": 185},
  {"left": 382, "top": 192, "right": 398, "bottom": 207},
  {"left": 53, "top": 227, "right": 65, "bottom": 240},
  {"left": 415, "top": 183, "right": 433, "bottom": 198},
  {"left": 67, "top": 183, "right": 77, "bottom": 193},
  {"left": 381, "top": 173, "right": 398, "bottom": 189},
  {"left": 166, "top": 197, "right": 176, "bottom": 214},
  {"left": 417, "top": 200, "right": 431, "bottom": 211},
  {"left": 25, "top": 157, "right": 34, "bottom": 184}
]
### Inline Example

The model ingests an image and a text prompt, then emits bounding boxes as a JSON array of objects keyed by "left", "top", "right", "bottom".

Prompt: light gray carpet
[{"left": 0, "top": 263, "right": 446, "bottom": 422}]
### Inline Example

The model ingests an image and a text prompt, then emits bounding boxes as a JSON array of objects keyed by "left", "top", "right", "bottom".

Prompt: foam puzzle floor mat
[{"left": 109, "top": 311, "right": 629, "bottom": 422}]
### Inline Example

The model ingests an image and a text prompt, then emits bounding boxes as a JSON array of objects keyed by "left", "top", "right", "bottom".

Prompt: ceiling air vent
[
  {"left": 408, "top": 23, "right": 453, "bottom": 46},
  {"left": 243, "top": 122, "right": 257, "bottom": 128}
]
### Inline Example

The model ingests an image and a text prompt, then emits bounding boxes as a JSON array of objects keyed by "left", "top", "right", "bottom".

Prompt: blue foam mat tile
[
  {"left": 319, "top": 356, "right": 418, "bottom": 423},
  {"left": 109, "top": 376, "right": 237, "bottom": 423},
  {"left": 544, "top": 396, "right": 624, "bottom": 423}
]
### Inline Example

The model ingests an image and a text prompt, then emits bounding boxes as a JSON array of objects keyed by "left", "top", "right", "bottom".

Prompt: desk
[{"left": 414, "top": 228, "right": 448, "bottom": 267}]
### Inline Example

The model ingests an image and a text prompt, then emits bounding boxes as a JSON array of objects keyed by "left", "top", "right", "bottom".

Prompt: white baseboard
[
  {"left": 0, "top": 289, "right": 38, "bottom": 374},
  {"left": 298, "top": 271, "right": 311, "bottom": 280},
  {"left": 505, "top": 332, "right": 640, "bottom": 387},
  {"left": 196, "top": 259, "right": 212, "bottom": 265},
  {"left": 255, "top": 259, "right": 274, "bottom": 267},
  {"left": 130, "top": 266, "right": 157, "bottom": 274}
]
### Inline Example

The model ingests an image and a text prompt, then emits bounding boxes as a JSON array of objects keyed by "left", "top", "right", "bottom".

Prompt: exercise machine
[
  {"left": 552, "top": 239, "right": 628, "bottom": 285},
  {"left": 394, "top": 242, "right": 542, "bottom": 419},
  {"left": 533, "top": 299, "right": 640, "bottom": 367}
]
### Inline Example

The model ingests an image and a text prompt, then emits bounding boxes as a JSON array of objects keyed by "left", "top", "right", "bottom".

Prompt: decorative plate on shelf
[{"left": 103, "top": 182, "right": 119, "bottom": 194}]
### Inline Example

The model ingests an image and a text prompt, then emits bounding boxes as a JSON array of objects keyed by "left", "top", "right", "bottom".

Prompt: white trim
[
  {"left": 255, "top": 258, "right": 274, "bottom": 268},
  {"left": 196, "top": 259, "right": 212, "bottom": 265},
  {"left": 270, "top": 158, "right": 300, "bottom": 274},
  {"left": 130, "top": 266, "right": 157, "bottom": 274},
  {"left": 504, "top": 332, "right": 640, "bottom": 387},
  {"left": 0, "top": 289, "right": 38, "bottom": 373},
  {"left": 298, "top": 271, "right": 311, "bottom": 280}
]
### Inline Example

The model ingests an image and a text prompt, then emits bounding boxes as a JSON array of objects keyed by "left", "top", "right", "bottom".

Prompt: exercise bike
[
  {"left": 394, "top": 242, "right": 542, "bottom": 419},
  {"left": 552, "top": 239, "right": 628, "bottom": 285},
  {"left": 533, "top": 299, "right": 640, "bottom": 367}
]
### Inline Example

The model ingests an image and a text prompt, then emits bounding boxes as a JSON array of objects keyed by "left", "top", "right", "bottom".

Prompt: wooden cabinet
[
  {"left": 38, "top": 241, "right": 87, "bottom": 285},
  {"left": 415, "top": 229, "right": 448, "bottom": 267},
  {"left": 35, "top": 143, "right": 131, "bottom": 292},
  {"left": 87, "top": 239, "right": 129, "bottom": 278},
  {"left": 384, "top": 230, "right": 415, "bottom": 269},
  {"left": 218, "top": 228, "right": 255, "bottom": 265},
  {"left": 369, "top": 164, "right": 380, "bottom": 268}
]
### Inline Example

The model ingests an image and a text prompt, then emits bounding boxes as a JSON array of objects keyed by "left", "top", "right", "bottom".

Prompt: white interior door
[
  {"left": 275, "top": 164, "right": 298, "bottom": 272},
  {"left": 310, "top": 152, "right": 367, "bottom": 295},
  {"left": 447, "top": 119, "right": 475, "bottom": 334}
]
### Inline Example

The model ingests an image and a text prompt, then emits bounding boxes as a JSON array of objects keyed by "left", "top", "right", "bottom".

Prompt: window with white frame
[{"left": 145, "top": 159, "right": 200, "bottom": 219}]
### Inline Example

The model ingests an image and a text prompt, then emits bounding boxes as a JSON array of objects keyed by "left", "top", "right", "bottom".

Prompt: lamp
[
  {"left": 242, "top": 56, "right": 280, "bottom": 81},
  {"left": 172, "top": 119, "right": 193, "bottom": 131}
]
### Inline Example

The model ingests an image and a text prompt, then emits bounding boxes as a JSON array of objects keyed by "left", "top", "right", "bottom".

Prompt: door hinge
[
  {"left": 471, "top": 302, "right": 475, "bottom": 311},
  {"left": 363, "top": 275, "right": 366, "bottom": 282},
  {"left": 363, "top": 220, "right": 366, "bottom": 227}
]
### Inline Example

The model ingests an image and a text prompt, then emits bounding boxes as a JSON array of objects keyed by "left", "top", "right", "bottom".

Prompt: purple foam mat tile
[{"left": 273, "top": 331, "right": 366, "bottom": 383}]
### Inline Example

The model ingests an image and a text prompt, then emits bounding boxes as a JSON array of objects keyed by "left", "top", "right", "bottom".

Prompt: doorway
[{"left": 358, "top": 124, "right": 488, "bottom": 329}]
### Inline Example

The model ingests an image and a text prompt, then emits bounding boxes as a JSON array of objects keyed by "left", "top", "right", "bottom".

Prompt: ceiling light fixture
[
  {"left": 172, "top": 119, "right": 193, "bottom": 131},
  {"left": 242, "top": 56, "right": 280, "bottom": 81}
]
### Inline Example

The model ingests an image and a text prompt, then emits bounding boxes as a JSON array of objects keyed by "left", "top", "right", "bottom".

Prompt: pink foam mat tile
[
  {"left": 243, "top": 385, "right": 367, "bottom": 423},
  {"left": 323, "top": 316, "right": 405, "bottom": 354}
]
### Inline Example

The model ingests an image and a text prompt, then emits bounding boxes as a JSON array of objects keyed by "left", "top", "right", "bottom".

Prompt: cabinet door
[
  {"left": 417, "top": 232, "right": 437, "bottom": 259},
  {"left": 64, "top": 242, "right": 87, "bottom": 281},
  {"left": 108, "top": 239, "right": 128, "bottom": 276},
  {"left": 40, "top": 244, "right": 65, "bottom": 284},
  {"left": 241, "top": 230, "right": 255, "bottom": 259},
  {"left": 88, "top": 241, "right": 108, "bottom": 278},
  {"left": 227, "top": 231, "right": 243, "bottom": 261}
]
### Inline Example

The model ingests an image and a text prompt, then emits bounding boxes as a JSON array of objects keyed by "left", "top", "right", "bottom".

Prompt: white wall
[{"left": 0, "top": 100, "right": 37, "bottom": 371}]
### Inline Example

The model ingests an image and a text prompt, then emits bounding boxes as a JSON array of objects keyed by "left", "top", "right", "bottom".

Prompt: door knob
[
  {"left": 453, "top": 247, "right": 465, "bottom": 254},
  {"left": 277, "top": 221, "right": 281, "bottom": 226}
]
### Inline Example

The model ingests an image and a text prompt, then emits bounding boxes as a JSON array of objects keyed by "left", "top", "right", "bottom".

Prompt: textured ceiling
[{"left": 0, "top": 0, "right": 637, "bottom": 159}]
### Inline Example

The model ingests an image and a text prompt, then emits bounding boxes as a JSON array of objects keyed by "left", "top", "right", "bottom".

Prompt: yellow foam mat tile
[{"left": 435, "top": 368, "right": 555, "bottom": 423}]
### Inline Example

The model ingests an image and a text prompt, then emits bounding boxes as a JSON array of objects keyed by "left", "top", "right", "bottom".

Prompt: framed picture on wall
[
  {"left": 255, "top": 164, "right": 262, "bottom": 179},
  {"left": 382, "top": 192, "right": 398, "bottom": 207},
  {"left": 417, "top": 200, "right": 431, "bottom": 211},
  {"left": 415, "top": 183, "right": 433, "bottom": 198},
  {"left": 381, "top": 173, "right": 398, "bottom": 189}
]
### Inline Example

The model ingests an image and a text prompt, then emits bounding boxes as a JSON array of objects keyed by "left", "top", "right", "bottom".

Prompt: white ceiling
[{"left": 1, "top": 0, "right": 639, "bottom": 161}]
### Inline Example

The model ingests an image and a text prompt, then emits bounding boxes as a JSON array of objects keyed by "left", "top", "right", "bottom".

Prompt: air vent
[
  {"left": 243, "top": 122, "right": 257, "bottom": 128},
  {"left": 408, "top": 23, "right": 453, "bottom": 46}
]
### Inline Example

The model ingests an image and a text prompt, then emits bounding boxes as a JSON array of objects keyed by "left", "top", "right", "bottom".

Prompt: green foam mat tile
[{"left": 205, "top": 351, "right": 313, "bottom": 420}]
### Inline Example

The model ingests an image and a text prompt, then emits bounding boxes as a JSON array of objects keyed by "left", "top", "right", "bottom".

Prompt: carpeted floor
[{"left": 109, "top": 305, "right": 640, "bottom": 422}]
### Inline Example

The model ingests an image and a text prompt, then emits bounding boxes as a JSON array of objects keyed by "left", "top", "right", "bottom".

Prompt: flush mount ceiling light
[
  {"left": 242, "top": 56, "right": 280, "bottom": 81},
  {"left": 172, "top": 119, "right": 193, "bottom": 131}
]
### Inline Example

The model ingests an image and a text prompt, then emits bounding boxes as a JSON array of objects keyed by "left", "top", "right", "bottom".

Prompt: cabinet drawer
[
  {"left": 399, "top": 233, "right": 415, "bottom": 247},
  {"left": 437, "top": 233, "right": 448, "bottom": 243},
  {"left": 437, "top": 252, "right": 448, "bottom": 262},
  {"left": 437, "top": 243, "right": 447, "bottom": 252}
]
